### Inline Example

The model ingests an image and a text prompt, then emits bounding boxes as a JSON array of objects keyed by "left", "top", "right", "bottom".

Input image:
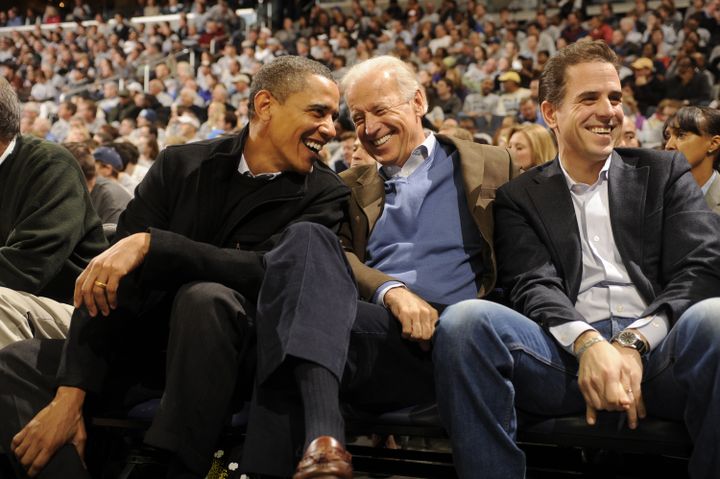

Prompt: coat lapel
[
  {"left": 526, "top": 159, "right": 583, "bottom": 294},
  {"left": 607, "top": 151, "right": 647, "bottom": 268},
  {"left": 705, "top": 174, "right": 720, "bottom": 214},
  {"left": 350, "top": 165, "right": 385, "bottom": 234}
]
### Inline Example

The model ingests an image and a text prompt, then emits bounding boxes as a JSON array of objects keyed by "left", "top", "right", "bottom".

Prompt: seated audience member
[
  {"left": 349, "top": 136, "right": 376, "bottom": 168},
  {"left": 494, "top": 71, "right": 531, "bottom": 118},
  {"left": 112, "top": 141, "right": 146, "bottom": 195},
  {"left": 664, "top": 56, "right": 713, "bottom": 106},
  {"left": 639, "top": 98, "right": 682, "bottom": 149},
  {"left": 0, "top": 78, "right": 106, "bottom": 349},
  {"left": 506, "top": 123, "right": 556, "bottom": 171},
  {"left": 617, "top": 115, "right": 642, "bottom": 147},
  {"left": 92, "top": 145, "right": 130, "bottom": 194},
  {"left": 433, "top": 40, "right": 720, "bottom": 479},
  {"left": 664, "top": 106, "right": 720, "bottom": 213},
  {"left": 65, "top": 142, "right": 131, "bottom": 225},
  {"left": 0, "top": 56, "right": 351, "bottom": 479}
]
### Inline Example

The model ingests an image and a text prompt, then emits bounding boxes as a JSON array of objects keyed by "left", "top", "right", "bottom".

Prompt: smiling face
[
  {"left": 262, "top": 73, "right": 339, "bottom": 174},
  {"left": 665, "top": 129, "right": 713, "bottom": 167},
  {"left": 542, "top": 61, "right": 623, "bottom": 173},
  {"left": 346, "top": 70, "right": 427, "bottom": 168}
]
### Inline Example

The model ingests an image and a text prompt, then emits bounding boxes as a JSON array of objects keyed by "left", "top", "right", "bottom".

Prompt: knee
[
  {"left": 171, "top": 282, "right": 243, "bottom": 332},
  {"left": 679, "top": 298, "right": 720, "bottom": 347},
  {"left": 434, "top": 300, "right": 502, "bottom": 359},
  {"left": 284, "top": 221, "right": 336, "bottom": 243}
]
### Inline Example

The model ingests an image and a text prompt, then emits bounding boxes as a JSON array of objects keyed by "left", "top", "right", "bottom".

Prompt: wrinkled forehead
[{"left": 346, "top": 70, "right": 404, "bottom": 111}]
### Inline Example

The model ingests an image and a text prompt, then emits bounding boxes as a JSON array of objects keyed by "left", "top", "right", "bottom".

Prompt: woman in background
[{"left": 507, "top": 123, "right": 557, "bottom": 171}]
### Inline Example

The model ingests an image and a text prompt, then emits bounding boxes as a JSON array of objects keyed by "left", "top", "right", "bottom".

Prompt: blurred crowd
[{"left": 1, "top": 0, "right": 720, "bottom": 181}]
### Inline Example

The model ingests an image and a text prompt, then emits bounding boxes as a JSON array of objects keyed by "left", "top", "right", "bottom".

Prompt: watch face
[{"left": 618, "top": 330, "right": 636, "bottom": 346}]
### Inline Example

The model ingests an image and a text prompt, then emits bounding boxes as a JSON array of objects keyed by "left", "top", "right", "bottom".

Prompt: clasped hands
[
  {"left": 575, "top": 330, "right": 646, "bottom": 429},
  {"left": 384, "top": 286, "right": 438, "bottom": 351}
]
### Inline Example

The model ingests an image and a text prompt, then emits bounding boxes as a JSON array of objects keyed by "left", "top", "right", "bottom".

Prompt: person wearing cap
[
  {"left": 175, "top": 112, "right": 201, "bottom": 142},
  {"left": 92, "top": 144, "right": 131, "bottom": 194},
  {"left": 0, "top": 56, "right": 355, "bottom": 479},
  {"left": 0, "top": 78, "right": 106, "bottom": 349},
  {"left": 230, "top": 73, "right": 252, "bottom": 108},
  {"left": 493, "top": 70, "right": 531, "bottom": 118},
  {"left": 628, "top": 56, "right": 666, "bottom": 117}
]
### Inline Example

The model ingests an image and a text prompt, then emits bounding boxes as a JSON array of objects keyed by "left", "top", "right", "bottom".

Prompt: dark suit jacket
[
  {"left": 57, "top": 125, "right": 350, "bottom": 393},
  {"left": 494, "top": 149, "right": 720, "bottom": 331},
  {"left": 339, "top": 134, "right": 517, "bottom": 301}
]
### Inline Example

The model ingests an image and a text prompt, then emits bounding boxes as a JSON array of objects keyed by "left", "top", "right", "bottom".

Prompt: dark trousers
[{"left": 241, "top": 225, "right": 435, "bottom": 476}]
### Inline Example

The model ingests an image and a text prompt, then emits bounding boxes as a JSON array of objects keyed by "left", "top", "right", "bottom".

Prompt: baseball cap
[
  {"left": 498, "top": 71, "right": 521, "bottom": 83},
  {"left": 139, "top": 108, "right": 157, "bottom": 122},
  {"left": 178, "top": 114, "right": 200, "bottom": 129},
  {"left": 93, "top": 146, "right": 124, "bottom": 171},
  {"left": 631, "top": 57, "right": 654, "bottom": 70}
]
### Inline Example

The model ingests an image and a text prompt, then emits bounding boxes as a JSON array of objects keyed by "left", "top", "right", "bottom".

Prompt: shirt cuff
[
  {"left": 549, "top": 320, "right": 598, "bottom": 355},
  {"left": 626, "top": 312, "right": 669, "bottom": 351},
  {"left": 372, "top": 281, "right": 406, "bottom": 306}
]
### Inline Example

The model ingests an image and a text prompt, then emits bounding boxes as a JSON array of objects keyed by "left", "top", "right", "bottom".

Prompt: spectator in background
[
  {"left": 639, "top": 98, "right": 682, "bottom": 148},
  {"left": 506, "top": 123, "right": 556, "bottom": 171},
  {"left": 429, "top": 77, "right": 462, "bottom": 118},
  {"left": 664, "top": 56, "right": 714, "bottom": 106},
  {"left": 494, "top": 71, "right": 531, "bottom": 118},
  {"left": 617, "top": 115, "right": 642, "bottom": 147},
  {"left": 49, "top": 101, "right": 77, "bottom": 143},
  {"left": 664, "top": 106, "right": 720, "bottom": 213},
  {"left": 0, "top": 78, "right": 106, "bottom": 348},
  {"left": 65, "top": 142, "right": 131, "bottom": 225},
  {"left": 628, "top": 57, "right": 666, "bottom": 117}
]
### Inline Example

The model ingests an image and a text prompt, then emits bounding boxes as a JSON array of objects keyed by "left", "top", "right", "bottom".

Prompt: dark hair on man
[
  {"left": 247, "top": 55, "right": 334, "bottom": 120},
  {"left": 112, "top": 140, "right": 140, "bottom": 167},
  {"left": 63, "top": 142, "right": 96, "bottom": 181},
  {"left": 0, "top": 77, "right": 21, "bottom": 142},
  {"left": 665, "top": 106, "right": 720, "bottom": 170},
  {"left": 61, "top": 100, "right": 78, "bottom": 115},
  {"left": 539, "top": 40, "right": 619, "bottom": 108}
]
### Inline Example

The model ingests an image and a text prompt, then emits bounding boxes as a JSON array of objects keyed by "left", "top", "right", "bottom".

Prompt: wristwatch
[{"left": 611, "top": 330, "right": 649, "bottom": 356}]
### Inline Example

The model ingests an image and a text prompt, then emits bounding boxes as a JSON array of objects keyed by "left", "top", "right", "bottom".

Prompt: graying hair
[
  {"left": 341, "top": 55, "right": 428, "bottom": 114},
  {"left": 0, "top": 77, "right": 21, "bottom": 142}
]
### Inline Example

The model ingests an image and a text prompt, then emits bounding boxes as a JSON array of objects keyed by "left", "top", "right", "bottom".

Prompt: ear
[
  {"left": 253, "top": 90, "right": 274, "bottom": 122},
  {"left": 708, "top": 134, "right": 720, "bottom": 156},
  {"left": 540, "top": 100, "right": 557, "bottom": 129},
  {"left": 412, "top": 88, "right": 428, "bottom": 116}
]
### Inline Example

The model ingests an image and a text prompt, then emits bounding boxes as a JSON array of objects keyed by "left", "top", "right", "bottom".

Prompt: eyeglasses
[{"left": 350, "top": 98, "right": 413, "bottom": 126}]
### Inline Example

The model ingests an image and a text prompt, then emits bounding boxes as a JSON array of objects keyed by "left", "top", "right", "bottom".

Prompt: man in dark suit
[
  {"left": 0, "top": 56, "right": 351, "bottom": 479},
  {"left": 433, "top": 41, "right": 720, "bottom": 479}
]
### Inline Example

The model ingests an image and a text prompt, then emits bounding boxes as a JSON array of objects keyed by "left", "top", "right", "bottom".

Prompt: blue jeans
[{"left": 433, "top": 298, "right": 720, "bottom": 479}]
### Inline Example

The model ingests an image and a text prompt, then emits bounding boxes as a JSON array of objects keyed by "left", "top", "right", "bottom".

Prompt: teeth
[
  {"left": 373, "top": 134, "right": 391, "bottom": 146},
  {"left": 590, "top": 127, "right": 611, "bottom": 134},
  {"left": 304, "top": 140, "right": 323, "bottom": 152}
]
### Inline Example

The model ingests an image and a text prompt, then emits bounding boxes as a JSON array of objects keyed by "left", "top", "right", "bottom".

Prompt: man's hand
[
  {"left": 74, "top": 232, "right": 151, "bottom": 316},
  {"left": 575, "top": 331, "right": 635, "bottom": 426},
  {"left": 612, "top": 341, "right": 646, "bottom": 429},
  {"left": 12, "top": 387, "right": 87, "bottom": 477},
  {"left": 384, "top": 287, "right": 438, "bottom": 349}
]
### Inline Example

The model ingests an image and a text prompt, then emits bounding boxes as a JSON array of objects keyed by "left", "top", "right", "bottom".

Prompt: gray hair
[
  {"left": 248, "top": 55, "right": 334, "bottom": 119},
  {"left": 341, "top": 55, "right": 428, "bottom": 114},
  {"left": 0, "top": 77, "right": 21, "bottom": 142}
]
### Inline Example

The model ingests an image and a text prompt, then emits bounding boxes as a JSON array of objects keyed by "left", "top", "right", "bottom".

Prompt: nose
[
  {"left": 596, "top": 96, "right": 614, "bottom": 118},
  {"left": 665, "top": 135, "right": 677, "bottom": 150},
  {"left": 318, "top": 114, "right": 336, "bottom": 140}
]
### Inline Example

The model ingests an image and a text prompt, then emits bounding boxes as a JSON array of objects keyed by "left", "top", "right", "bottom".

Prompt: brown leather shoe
[{"left": 293, "top": 436, "right": 353, "bottom": 479}]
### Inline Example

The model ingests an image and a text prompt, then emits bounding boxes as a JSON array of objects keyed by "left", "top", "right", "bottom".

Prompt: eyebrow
[{"left": 575, "top": 90, "right": 623, "bottom": 101}]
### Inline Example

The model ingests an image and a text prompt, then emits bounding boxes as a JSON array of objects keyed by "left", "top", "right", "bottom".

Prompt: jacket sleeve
[
  {"left": 643, "top": 155, "right": 720, "bottom": 322},
  {"left": 132, "top": 159, "right": 349, "bottom": 301},
  {"left": 494, "top": 184, "right": 587, "bottom": 329},
  {"left": 0, "top": 159, "right": 102, "bottom": 294}
]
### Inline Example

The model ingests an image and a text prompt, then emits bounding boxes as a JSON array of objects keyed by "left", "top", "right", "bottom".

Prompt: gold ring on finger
[{"left": 94, "top": 280, "right": 108, "bottom": 289}]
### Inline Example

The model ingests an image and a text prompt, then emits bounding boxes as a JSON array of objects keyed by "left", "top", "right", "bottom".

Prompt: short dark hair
[
  {"left": 247, "top": 55, "right": 334, "bottom": 120},
  {"left": 112, "top": 140, "right": 140, "bottom": 167},
  {"left": 539, "top": 40, "right": 619, "bottom": 108},
  {"left": 665, "top": 106, "right": 720, "bottom": 169},
  {"left": 0, "top": 77, "right": 21, "bottom": 142},
  {"left": 64, "top": 142, "right": 96, "bottom": 181}
]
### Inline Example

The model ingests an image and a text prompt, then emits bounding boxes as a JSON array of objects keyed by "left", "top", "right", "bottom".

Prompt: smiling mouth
[
  {"left": 372, "top": 134, "right": 391, "bottom": 147},
  {"left": 303, "top": 139, "right": 323, "bottom": 153},
  {"left": 588, "top": 126, "right": 613, "bottom": 136}
]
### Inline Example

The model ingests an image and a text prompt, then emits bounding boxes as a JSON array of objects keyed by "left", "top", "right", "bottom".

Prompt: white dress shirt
[{"left": 549, "top": 155, "right": 669, "bottom": 354}]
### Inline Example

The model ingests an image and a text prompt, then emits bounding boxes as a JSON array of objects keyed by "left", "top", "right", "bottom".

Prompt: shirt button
[
  {"left": 593, "top": 235, "right": 600, "bottom": 242},
  {"left": 617, "top": 305, "right": 624, "bottom": 313}
]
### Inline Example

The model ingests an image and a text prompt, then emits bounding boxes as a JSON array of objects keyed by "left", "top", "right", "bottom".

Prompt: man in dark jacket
[
  {"left": 0, "top": 56, "right": 349, "bottom": 479},
  {"left": 0, "top": 77, "right": 107, "bottom": 349}
]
